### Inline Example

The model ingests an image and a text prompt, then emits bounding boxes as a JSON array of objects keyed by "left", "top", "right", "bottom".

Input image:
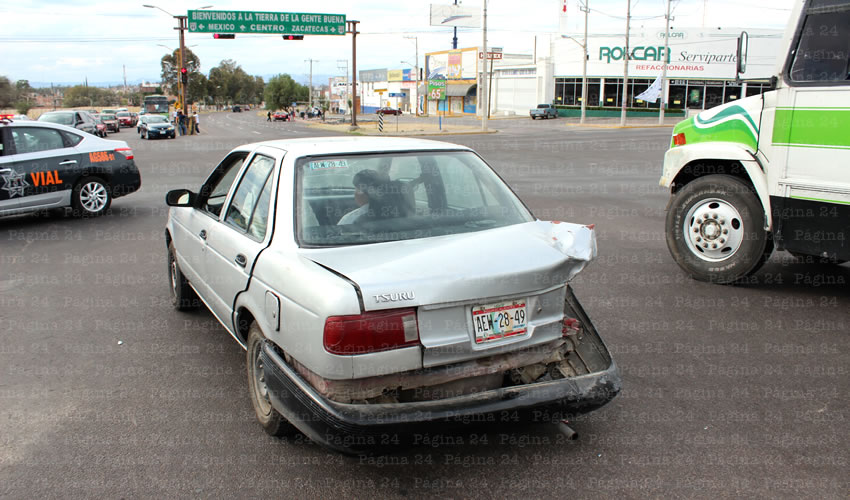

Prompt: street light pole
[
  {"left": 580, "top": 1, "right": 589, "bottom": 124},
  {"left": 404, "top": 36, "right": 419, "bottom": 116},
  {"left": 620, "top": 0, "right": 631, "bottom": 127},
  {"left": 481, "top": 0, "right": 488, "bottom": 132},
  {"left": 659, "top": 0, "right": 672, "bottom": 125}
]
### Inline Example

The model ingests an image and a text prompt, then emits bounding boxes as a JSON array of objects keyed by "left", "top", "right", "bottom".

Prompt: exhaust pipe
[{"left": 556, "top": 420, "right": 579, "bottom": 440}]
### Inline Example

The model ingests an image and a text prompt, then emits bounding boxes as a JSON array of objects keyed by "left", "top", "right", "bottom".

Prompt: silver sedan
[{"left": 165, "top": 137, "right": 620, "bottom": 452}]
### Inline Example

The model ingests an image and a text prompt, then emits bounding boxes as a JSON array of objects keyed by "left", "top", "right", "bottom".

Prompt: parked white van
[{"left": 661, "top": 0, "right": 850, "bottom": 283}]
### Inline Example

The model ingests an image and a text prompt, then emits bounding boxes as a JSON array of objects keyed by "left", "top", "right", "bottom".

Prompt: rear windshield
[
  {"left": 101, "top": 114, "right": 116, "bottom": 120},
  {"left": 38, "top": 113, "right": 74, "bottom": 125},
  {"left": 537, "top": 104, "right": 550, "bottom": 108},
  {"left": 117, "top": 112, "right": 130, "bottom": 117},
  {"left": 296, "top": 151, "right": 533, "bottom": 246}
]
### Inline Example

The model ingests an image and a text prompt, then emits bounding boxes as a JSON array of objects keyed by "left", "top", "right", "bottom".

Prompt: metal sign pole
[{"left": 347, "top": 20, "right": 360, "bottom": 129}]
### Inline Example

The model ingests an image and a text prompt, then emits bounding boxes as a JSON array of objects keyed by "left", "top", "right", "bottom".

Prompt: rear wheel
[
  {"left": 666, "top": 174, "right": 773, "bottom": 283},
  {"left": 71, "top": 176, "right": 111, "bottom": 217},
  {"left": 246, "top": 323, "right": 295, "bottom": 437}
]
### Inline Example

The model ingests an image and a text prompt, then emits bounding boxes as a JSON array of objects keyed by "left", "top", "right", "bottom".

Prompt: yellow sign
[{"left": 387, "top": 69, "right": 403, "bottom": 81}]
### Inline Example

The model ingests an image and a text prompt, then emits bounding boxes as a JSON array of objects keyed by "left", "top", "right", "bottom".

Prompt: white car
[{"left": 165, "top": 137, "right": 619, "bottom": 452}]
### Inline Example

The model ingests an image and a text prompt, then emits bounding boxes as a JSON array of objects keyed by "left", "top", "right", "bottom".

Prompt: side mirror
[
  {"left": 736, "top": 31, "right": 749, "bottom": 82},
  {"left": 165, "top": 189, "right": 196, "bottom": 207}
]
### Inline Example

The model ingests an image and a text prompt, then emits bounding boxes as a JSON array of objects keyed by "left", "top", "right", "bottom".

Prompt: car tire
[
  {"left": 246, "top": 323, "right": 295, "bottom": 437},
  {"left": 666, "top": 174, "right": 773, "bottom": 284},
  {"left": 168, "top": 242, "right": 199, "bottom": 310},
  {"left": 71, "top": 176, "right": 111, "bottom": 217}
]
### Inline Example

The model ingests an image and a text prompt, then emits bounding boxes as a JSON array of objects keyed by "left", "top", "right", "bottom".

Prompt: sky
[{"left": 1, "top": 0, "right": 797, "bottom": 86}]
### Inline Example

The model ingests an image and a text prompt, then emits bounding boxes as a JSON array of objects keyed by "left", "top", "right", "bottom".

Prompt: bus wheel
[{"left": 666, "top": 174, "right": 773, "bottom": 284}]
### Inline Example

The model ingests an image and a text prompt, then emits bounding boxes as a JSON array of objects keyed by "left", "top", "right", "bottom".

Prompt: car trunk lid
[{"left": 300, "top": 220, "right": 597, "bottom": 366}]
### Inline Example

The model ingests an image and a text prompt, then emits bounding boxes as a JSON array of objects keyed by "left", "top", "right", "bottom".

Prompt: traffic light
[
  {"left": 282, "top": 35, "right": 304, "bottom": 41},
  {"left": 180, "top": 67, "right": 188, "bottom": 84},
  {"left": 213, "top": 33, "right": 235, "bottom": 39}
]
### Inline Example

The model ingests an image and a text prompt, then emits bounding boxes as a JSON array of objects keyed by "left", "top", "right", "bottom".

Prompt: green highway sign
[{"left": 187, "top": 10, "right": 346, "bottom": 35}]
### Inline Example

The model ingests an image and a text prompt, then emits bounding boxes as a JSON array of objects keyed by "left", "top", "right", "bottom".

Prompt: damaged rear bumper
[{"left": 261, "top": 344, "right": 620, "bottom": 454}]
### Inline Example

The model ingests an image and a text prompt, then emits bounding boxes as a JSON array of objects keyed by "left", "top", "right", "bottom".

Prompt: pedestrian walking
[
  {"left": 176, "top": 110, "right": 187, "bottom": 136},
  {"left": 193, "top": 112, "right": 200, "bottom": 134},
  {"left": 267, "top": 111, "right": 272, "bottom": 122}
]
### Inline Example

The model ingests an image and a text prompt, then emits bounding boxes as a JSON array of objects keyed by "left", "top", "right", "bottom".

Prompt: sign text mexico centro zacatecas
[{"left": 187, "top": 10, "right": 346, "bottom": 35}]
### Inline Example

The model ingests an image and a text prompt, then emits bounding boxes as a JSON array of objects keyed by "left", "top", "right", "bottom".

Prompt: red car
[
  {"left": 100, "top": 113, "right": 120, "bottom": 133},
  {"left": 273, "top": 111, "right": 289, "bottom": 121},
  {"left": 91, "top": 114, "right": 109, "bottom": 137},
  {"left": 117, "top": 111, "right": 135, "bottom": 128},
  {"left": 376, "top": 107, "right": 402, "bottom": 116}
]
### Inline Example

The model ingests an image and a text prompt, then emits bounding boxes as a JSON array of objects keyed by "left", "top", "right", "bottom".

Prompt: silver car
[{"left": 165, "top": 137, "right": 619, "bottom": 452}]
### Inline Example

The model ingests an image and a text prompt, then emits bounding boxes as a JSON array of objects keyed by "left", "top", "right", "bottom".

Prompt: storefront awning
[{"left": 447, "top": 84, "right": 476, "bottom": 97}]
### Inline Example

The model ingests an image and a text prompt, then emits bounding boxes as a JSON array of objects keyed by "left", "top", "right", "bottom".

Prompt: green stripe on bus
[
  {"left": 772, "top": 109, "right": 850, "bottom": 148},
  {"left": 790, "top": 195, "right": 850, "bottom": 205}
]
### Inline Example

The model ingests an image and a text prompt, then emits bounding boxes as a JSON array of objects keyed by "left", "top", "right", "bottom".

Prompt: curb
[{"left": 305, "top": 123, "right": 499, "bottom": 136}]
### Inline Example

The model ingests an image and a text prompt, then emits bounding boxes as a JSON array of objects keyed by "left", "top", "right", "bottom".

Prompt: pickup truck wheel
[
  {"left": 666, "top": 174, "right": 773, "bottom": 284},
  {"left": 247, "top": 323, "right": 295, "bottom": 437},
  {"left": 168, "top": 242, "right": 199, "bottom": 310}
]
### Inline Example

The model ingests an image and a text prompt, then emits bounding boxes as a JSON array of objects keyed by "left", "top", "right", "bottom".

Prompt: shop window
[
  {"left": 669, "top": 84, "right": 687, "bottom": 109},
  {"left": 687, "top": 86, "right": 704, "bottom": 109},
  {"left": 724, "top": 84, "right": 742, "bottom": 103},
  {"left": 705, "top": 85, "right": 724, "bottom": 109},
  {"left": 745, "top": 84, "right": 765, "bottom": 97}
]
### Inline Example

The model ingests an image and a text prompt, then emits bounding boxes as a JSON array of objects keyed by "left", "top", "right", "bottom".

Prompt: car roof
[
  {"left": 3, "top": 119, "right": 80, "bottom": 131},
  {"left": 241, "top": 136, "right": 473, "bottom": 157}
]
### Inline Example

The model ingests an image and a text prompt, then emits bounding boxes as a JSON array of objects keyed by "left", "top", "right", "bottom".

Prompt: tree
[
  {"left": 186, "top": 72, "right": 210, "bottom": 105},
  {"left": 160, "top": 48, "right": 201, "bottom": 93},
  {"left": 264, "top": 74, "right": 308, "bottom": 111},
  {"left": 63, "top": 85, "right": 112, "bottom": 108},
  {"left": 0, "top": 76, "right": 13, "bottom": 108}
]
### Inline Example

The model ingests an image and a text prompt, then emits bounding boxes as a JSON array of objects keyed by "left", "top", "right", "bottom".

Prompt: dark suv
[{"left": 37, "top": 110, "right": 97, "bottom": 135}]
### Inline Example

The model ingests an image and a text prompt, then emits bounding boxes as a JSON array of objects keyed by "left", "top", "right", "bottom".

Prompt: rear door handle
[
  {"left": 234, "top": 254, "right": 247, "bottom": 267},
  {"left": 199, "top": 229, "right": 207, "bottom": 240},
  {"left": 59, "top": 160, "right": 78, "bottom": 166}
]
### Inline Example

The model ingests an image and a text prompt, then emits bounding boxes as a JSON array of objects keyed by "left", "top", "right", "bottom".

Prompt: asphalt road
[{"left": 1, "top": 112, "right": 847, "bottom": 499}]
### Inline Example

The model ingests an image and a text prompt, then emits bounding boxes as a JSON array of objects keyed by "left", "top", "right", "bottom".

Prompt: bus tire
[{"left": 666, "top": 174, "right": 773, "bottom": 284}]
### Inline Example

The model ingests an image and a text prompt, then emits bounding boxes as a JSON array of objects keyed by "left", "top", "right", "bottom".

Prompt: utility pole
[
  {"left": 123, "top": 65, "right": 127, "bottom": 94},
  {"left": 337, "top": 59, "right": 349, "bottom": 115},
  {"left": 347, "top": 20, "right": 360, "bottom": 129},
  {"left": 659, "top": 0, "right": 672, "bottom": 125},
  {"left": 481, "top": 0, "right": 489, "bottom": 131},
  {"left": 305, "top": 58, "right": 319, "bottom": 108},
  {"left": 177, "top": 14, "right": 187, "bottom": 115},
  {"left": 404, "top": 36, "right": 419, "bottom": 116},
  {"left": 580, "top": 0, "right": 590, "bottom": 124},
  {"left": 620, "top": 0, "right": 631, "bottom": 127}
]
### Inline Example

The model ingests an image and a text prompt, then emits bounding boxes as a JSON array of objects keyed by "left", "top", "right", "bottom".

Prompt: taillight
[
  {"left": 323, "top": 308, "right": 419, "bottom": 355},
  {"left": 673, "top": 133, "right": 686, "bottom": 146},
  {"left": 114, "top": 147, "right": 134, "bottom": 160}
]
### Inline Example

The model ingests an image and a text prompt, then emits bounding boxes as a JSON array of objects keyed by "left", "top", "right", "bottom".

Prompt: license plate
[{"left": 471, "top": 300, "right": 527, "bottom": 344}]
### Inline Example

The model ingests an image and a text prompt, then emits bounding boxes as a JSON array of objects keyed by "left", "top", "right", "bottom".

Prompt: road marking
[{"left": 252, "top": 131, "right": 261, "bottom": 134}]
